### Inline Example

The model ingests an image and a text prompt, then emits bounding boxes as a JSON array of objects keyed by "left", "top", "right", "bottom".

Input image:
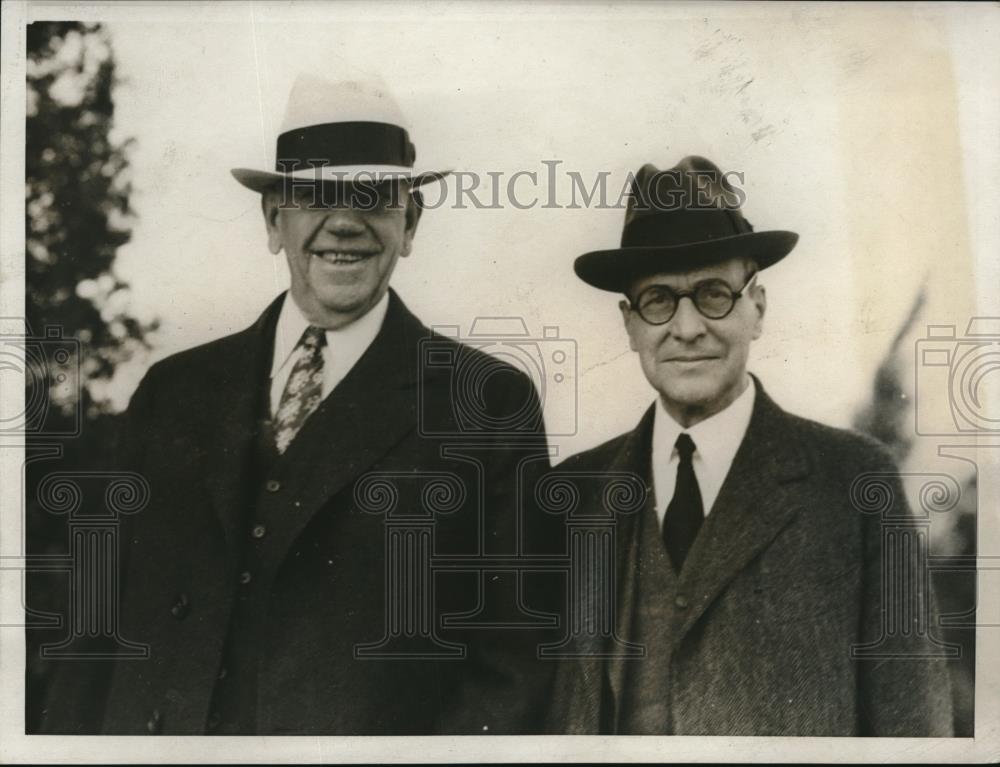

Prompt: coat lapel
[
  {"left": 204, "top": 293, "right": 284, "bottom": 551},
  {"left": 263, "top": 289, "right": 427, "bottom": 567},
  {"left": 670, "top": 379, "right": 811, "bottom": 649}
]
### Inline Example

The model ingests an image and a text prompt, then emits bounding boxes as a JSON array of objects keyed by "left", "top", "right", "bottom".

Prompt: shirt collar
[
  {"left": 653, "top": 376, "right": 757, "bottom": 467},
  {"left": 271, "top": 290, "right": 390, "bottom": 377}
]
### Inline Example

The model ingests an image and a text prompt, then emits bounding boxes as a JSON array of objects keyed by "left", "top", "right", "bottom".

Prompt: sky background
[{"left": 70, "top": 1, "right": 997, "bottom": 461}]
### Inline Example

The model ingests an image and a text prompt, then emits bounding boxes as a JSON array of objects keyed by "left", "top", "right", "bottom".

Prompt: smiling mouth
[
  {"left": 310, "top": 250, "right": 378, "bottom": 264},
  {"left": 665, "top": 357, "right": 718, "bottom": 365},
  {"left": 665, "top": 356, "right": 718, "bottom": 363}
]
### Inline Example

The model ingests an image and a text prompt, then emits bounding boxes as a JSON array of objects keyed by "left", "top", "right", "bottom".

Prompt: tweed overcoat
[
  {"left": 40, "top": 289, "right": 555, "bottom": 735},
  {"left": 547, "top": 378, "right": 955, "bottom": 736}
]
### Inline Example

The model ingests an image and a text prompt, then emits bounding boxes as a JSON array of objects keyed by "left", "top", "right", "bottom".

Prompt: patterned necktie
[
  {"left": 273, "top": 325, "right": 327, "bottom": 454},
  {"left": 662, "top": 433, "right": 704, "bottom": 572}
]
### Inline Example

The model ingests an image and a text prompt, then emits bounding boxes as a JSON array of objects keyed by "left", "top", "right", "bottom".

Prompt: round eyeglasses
[{"left": 629, "top": 271, "right": 758, "bottom": 325}]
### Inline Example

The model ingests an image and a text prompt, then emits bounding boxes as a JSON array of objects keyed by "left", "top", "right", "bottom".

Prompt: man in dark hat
[
  {"left": 40, "top": 75, "right": 554, "bottom": 735},
  {"left": 549, "top": 156, "right": 955, "bottom": 736}
]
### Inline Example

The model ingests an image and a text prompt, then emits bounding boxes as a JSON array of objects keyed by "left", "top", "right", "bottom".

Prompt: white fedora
[{"left": 231, "top": 74, "right": 450, "bottom": 192}]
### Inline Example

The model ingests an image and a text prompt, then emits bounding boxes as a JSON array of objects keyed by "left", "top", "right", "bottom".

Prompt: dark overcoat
[
  {"left": 40, "top": 289, "right": 556, "bottom": 735},
  {"left": 547, "top": 378, "right": 955, "bottom": 736}
]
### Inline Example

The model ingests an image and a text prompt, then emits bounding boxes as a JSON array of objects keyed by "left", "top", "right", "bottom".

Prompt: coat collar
[{"left": 204, "top": 288, "right": 428, "bottom": 555}]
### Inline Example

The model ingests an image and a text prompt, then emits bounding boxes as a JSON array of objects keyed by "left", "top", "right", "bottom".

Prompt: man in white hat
[
  {"left": 231, "top": 75, "right": 450, "bottom": 340},
  {"left": 41, "top": 75, "right": 555, "bottom": 735},
  {"left": 547, "top": 156, "right": 955, "bottom": 736}
]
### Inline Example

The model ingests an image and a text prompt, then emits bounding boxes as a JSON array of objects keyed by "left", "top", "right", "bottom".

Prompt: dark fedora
[{"left": 574, "top": 156, "right": 798, "bottom": 292}]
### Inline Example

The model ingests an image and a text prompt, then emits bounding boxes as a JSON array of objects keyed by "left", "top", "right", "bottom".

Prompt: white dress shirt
[
  {"left": 651, "top": 378, "right": 756, "bottom": 529},
  {"left": 269, "top": 291, "right": 389, "bottom": 418}
]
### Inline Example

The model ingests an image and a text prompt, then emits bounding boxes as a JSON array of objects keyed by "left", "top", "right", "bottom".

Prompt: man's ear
[
  {"left": 750, "top": 284, "right": 767, "bottom": 340},
  {"left": 401, "top": 193, "right": 423, "bottom": 258},
  {"left": 261, "top": 190, "right": 283, "bottom": 255},
  {"left": 619, "top": 299, "right": 639, "bottom": 352}
]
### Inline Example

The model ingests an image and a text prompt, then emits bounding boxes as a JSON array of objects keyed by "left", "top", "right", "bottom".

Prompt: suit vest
[{"left": 206, "top": 407, "right": 284, "bottom": 734}]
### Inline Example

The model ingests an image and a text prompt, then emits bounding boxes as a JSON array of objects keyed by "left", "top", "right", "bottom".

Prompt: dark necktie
[
  {"left": 273, "top": 325, "right": 326, "bottom": 454},
  {"left": 662, "top": 433, "right": 704, "bottom": 572}
]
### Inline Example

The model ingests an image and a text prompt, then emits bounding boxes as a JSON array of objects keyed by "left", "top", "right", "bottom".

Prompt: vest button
[
  {"left": 170, "top": 593, "right": 190, "bottom": 619},
  {"left": 146, "top": 708, "right": 162, "bottom": 734},
  {"left": 239, "top": 571, "right": 252, "bottom": 585},
  {"left": 251, "top": 524, "right": 266, "bottom": 539},
  {"left": 265, "top": 479, "right": 281, "bottom": 493},
  {"left": 674, "top": 594, "right": 690, "bottom": 609}
]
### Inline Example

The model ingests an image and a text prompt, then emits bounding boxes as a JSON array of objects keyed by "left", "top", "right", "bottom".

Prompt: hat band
[
  {"left": 275, "top": 121, "right": 416, "bottom": 172},
  {"left": 621, "top": 208, "right": 753, "bottom": 248}
]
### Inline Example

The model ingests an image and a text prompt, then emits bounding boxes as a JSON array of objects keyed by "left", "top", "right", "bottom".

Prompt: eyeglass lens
[{"left": 636, "top": 279, "right": 738, "bottom": 323}]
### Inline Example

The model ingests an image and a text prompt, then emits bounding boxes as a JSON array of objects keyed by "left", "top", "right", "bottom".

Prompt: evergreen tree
[
  {"left": 24, "top": 21, "right": 155, "bottom": 732},
  {"left": 26, "top": 21, "right": 156, "bottom": 425}
]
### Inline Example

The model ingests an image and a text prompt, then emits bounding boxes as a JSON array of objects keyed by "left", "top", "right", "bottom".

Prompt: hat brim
[
  {"left": 574, "top": 230, "right": 799, "bottom": 293},
  {"left": 231, "top": 165, "right": 452, "bottom": 193}
]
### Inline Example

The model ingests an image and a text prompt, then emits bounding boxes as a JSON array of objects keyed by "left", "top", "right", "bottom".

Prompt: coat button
[
  {"left": 239, "top": 571, "right": 252, "bottom": 585},
  {"left": 251, "top": 524, "right": 266, "bottom": 539},
  {"left": 674, "top": 594, "right": 690, "bottom": 609},
  {"left": 170, "top": 593, "right": 190, "bottom": 619},
  {"left": 217, "top": 666, "right": 228, "bottom": 680},
  {"left": 146, "top": 708, "right": 162, "bottom": 734},
  {"left": 206, "top": 711, "right": 221, "bottom": 732},
  {"left": 265, "top": 479, "right": 281, "bottom": 493}
]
